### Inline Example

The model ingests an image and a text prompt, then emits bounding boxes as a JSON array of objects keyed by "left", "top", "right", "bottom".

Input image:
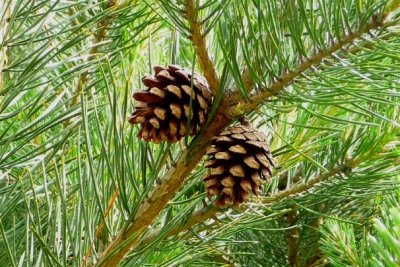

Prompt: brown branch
[
  {"left": 305, "top": 206, "right": 326, "bottom": 267},
  {"left": 186, "top": 0, "right": 220, "bottom": 96},
  {"left": 240, "top": 69, "right": 254, "bottom": 94},
  {"left": 227, "top": 19, "right": 387, "bottom": 118},
  {"left": 83, "top": 189, "right": 120, "bottom": 267},
  {"left": 287, "top": 207, "right": 300, "bottom": 267}
]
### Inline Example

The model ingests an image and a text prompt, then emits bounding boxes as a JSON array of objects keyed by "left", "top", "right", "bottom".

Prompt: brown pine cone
[
  {"left": 203, "top": 124, "right": 274, "bottom": 207},
  {"left": 129, "top": 65, "right": 212, "bottom": 143}
]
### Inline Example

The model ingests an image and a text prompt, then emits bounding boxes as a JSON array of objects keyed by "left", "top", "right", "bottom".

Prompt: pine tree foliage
[{"left": 0, "top": 0, "right": 399, "bottom": 266}]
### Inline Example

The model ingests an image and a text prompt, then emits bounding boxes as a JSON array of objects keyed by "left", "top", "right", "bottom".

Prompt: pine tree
[{"left": 0, "top": 1, "right": 399, "bottom": 266}]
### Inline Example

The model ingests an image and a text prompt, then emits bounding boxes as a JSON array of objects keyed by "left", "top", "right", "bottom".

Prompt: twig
[
  {"left": 305, "top": 206, "right": 326, "bottom": 267},
  {"left": 240, "top": 69, "right": 254, "bottom": 94},
  {"left": 227, "top": 19, "right": 387, "bottom": 118},
  {"left": 186, "top": 0, "right": 220, "bottom": 96},
  {"left": 82, "top": 189, "right": 120, "bottom": 267},
  {"left": 287, "top": 206, "right": 300, "bottom": 267}
]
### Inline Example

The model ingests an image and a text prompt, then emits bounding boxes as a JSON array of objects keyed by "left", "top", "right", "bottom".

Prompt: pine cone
[
  {"left": 203, "top": 124, "right": 274, "bottom": 207},
  {"left": 129, "top": 65, "right": 212, "bottom": 143}
]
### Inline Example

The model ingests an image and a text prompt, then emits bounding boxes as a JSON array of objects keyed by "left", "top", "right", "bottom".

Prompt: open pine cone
[
  {"left": 129, "top": 65, "right": 212, "bottom": 143},
  {"left": 203, "top": 124, "right": 274, "bottom": 207}
]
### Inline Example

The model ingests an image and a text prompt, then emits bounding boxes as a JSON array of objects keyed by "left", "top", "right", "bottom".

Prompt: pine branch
[
  {"left": 240, "top": 69, "right": 254, "bottom": 94},
  {"left": 83, "top": 189, "right": 120, "bottom": 267},
  {"left": 96, "top": 10, "right": 395, "bottom": 267},
  {"left": 287, "top": 207, "right": 300, "bottom": 267},
  {"left": 4, "top": 0, "right": 397, "bottom": 266},
  {"left": 186, "top": 0, "right": 220, "bottom": 96},
  {"left": 305, "top": 213, "right": 326, "bottom": 267},
  {"left": 227, "top": 17, "right": 388, "bottom": 118}
]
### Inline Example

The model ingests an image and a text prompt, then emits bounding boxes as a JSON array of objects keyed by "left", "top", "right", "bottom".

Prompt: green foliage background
[{"left": 0, "top": 0, "right": 399, "bottom": 266}]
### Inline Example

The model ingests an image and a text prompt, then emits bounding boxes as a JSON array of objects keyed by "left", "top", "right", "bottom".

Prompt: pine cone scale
[
  {"left": 166, "top": 85, "right": 182, "bottom": 99},
  {"left": 133, "top": 91, "right": 162, "bottom": 103},
  {"left": 154, "top": 108, "right": 167, "bottom": 120},
  {"left": 244, "top": 155, "right": 260, "bottom": 169},
  {"left": 142, "top": 76, "right": 164, "bottom": 88}
]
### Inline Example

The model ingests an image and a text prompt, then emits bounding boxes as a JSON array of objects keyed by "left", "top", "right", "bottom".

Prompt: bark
[
  {"left": 305, "top": 215, "right": 325, "bottom": 267},
  {"left": 287, "top": 207, "right": 300, "bottom": 267},
  {"left": 186, "top": 0, "right": 220, "bottom": 96}
]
